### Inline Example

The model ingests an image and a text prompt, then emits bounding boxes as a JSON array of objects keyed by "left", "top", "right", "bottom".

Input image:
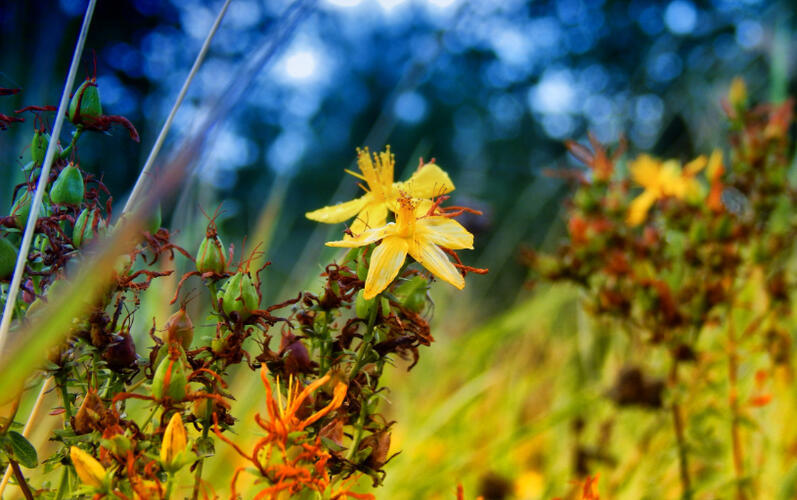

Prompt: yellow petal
[
  {"left": 629, "top": 155, "right": 661, "bottom": 189},
  {"left": 349, "top": 202, "right": 388, "bottom": 236},
  {"left": 306, "top": 193, "right": 372, "bottom": 224},
  {"left": 409, "top": 237, "right": 464, "bottom": 290},
  {"left": 683, "top": 155, "right": 707, "bottom": 176},
  {"left": 326, "top": 223, "right": 396, "bottom": 248},
  {"left": 707, "top": 149, "right": 723, "bottom": 179},
  {"left": 161, "top": 412, "right": 187, "bottom": 466},
  {"left": 627, "top": 190, "right": 657, "bottom": 226},
  {"left": 364, "top": 237, "right": 408, "bottom": 299},
  {"left": 394, "top": 163, "right": 455, "bottom": 200},
  {"left": 70, "top": 446, "right": 107, "bottom": 489},
  {"left": 417, "top": 216, "right": 473, "bottom": 250}
]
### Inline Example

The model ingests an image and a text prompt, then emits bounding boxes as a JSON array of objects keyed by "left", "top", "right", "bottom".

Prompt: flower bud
[
  {"left": 73, "top": 207, "right": 107, "bottom": 247},
  {"left": 160, "top": 412, "right": 188, "bottom": 470},
  {"left": 50, "top": 163, "right": 84, "bottom": 205},
  {"left": 70, "top": 446, "right": 107, "bottom": 490},
  {"left": 152, "top": 349, "right": 188, "bottom": 402},
  {"left": 220, "top": 271, "right": 259, "bottom": 319},
  {"left": 164, "top": 306, "right": 194, "bottom": 350},
  {"left": 31, "top": 130, "right": 50, "bottom": 166},
  {"left": 0, "top": 236, "right": 18, "bottom": 280},
  {"left": 728, "top": 77, "right": 747, "bottom": 112},
  {"left": 196, "top": 234, "right": 226, "bottom": 274},
  {"left": 68, "top": 79, "right": 102, "bottom": 125}
]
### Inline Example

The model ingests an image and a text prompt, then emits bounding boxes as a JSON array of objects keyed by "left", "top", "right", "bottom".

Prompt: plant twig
[
  {"left": 8, "top": 459, "right": 34, "bottom": 500},
  {"left": 122, "top": 0, "right": 232, "bottom": 216}
]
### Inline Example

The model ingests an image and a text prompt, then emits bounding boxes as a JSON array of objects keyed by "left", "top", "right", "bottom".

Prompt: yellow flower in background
[
  {"left": 160, "top": 412, "right": 188, "bottom": 468},
  {"left": 306, "top": 147, "right": 455, "bottom": 235},
  {"left": 70, "top": 446, "right": 107, "bottom": 489},
  {"left": 327, "top": 197, "right": 473, "bottom": 299},
  {"left": 627, "top": 154, "right": 706, "bottom": 226}
]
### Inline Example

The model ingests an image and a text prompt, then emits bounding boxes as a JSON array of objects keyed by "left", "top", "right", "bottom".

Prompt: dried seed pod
[
  {"left": 72, "top": 391, "right": 105, "bottom": 435},
  {"left": 103, "top": 332, "right": 138, "bottom": 370},
  {"left": 164, "top": 306, "right": 194, "bottom": 350},
  {"left": 50, "top": 163, "right": 84, "bottom": 205}
]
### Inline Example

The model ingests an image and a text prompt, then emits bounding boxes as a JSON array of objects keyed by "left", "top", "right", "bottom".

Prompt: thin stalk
[
  {"left": 191, "top": 412, "right": 212, "bottom": 500},
  {"left": 122, "top": 0, "right": 232, "bottom": 215},
  {"left": 728, "top": 318, "right": 747, "bottom": 500},
  {"left": 0, "top": 377, "right": 54, "bottom": 497},
  {"left": 0, "top": 0, "right": 98, "bottom": 353},
  {"left": 53, "top": 467, "right": 70, "bottom": 500},
  {"left": 348, "top": 303, "right": 378, "bottom": 382},
  {"left": 345, "top": 399, "right": 369, "bottom": 462},
  {"left": 8, "top": 459, "right": 34, "bottom": 500},
  {"left": 669, "top": 357, "right": 692, "bottom": 500}
]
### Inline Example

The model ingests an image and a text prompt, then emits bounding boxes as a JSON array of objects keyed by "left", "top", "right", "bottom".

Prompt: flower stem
[
  {"left": 669, "top": 357, "right": 692, "bottom": 500},
  {"left": 191, "top": 403, "right": 212, "bottom": 500},
  {"left": 727, "top": 318, "right": 747, "bottom": 500},
  {"left": 348, "top": 301, "right": 378, "bottom": 382}
]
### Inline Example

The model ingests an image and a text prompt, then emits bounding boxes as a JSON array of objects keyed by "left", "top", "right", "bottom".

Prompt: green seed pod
[
  {"left": 10, "top": 189, "right": 49, "bottom": 229},
  {"left": 0, "top": 236, "right": 18, "bottom": 280},
  {"left": 394, "top": 275, "right": 428, "bottom": 313},
  {"left": 220, "top": 271, "right": 259, "bottom": 319},
  {"left": 73, "top": 208, "right": 107, "bottom": 247},
  {"left": 31, "top": 130, "right": 50, "bottom": 166},
  {"left": 196, "top": 235, "right": 226, "bottom": 274},
  {"left": 68, "top": 79, "right": 102, "bottom": 124},
  {"left": 50, "top": 163, "right": 84, "bottom": 205},
  {"left": 355, "top": 289, "right": 373, "bottom": 319},
  {"left": 152, "top": 351, "right": 188, "bottom": 402}
]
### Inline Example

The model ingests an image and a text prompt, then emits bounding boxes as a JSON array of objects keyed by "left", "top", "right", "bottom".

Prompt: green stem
[
  {"left": 191, "top": 402, "right": 212, "bottom": 500},
  {"left": 347, "top": 302, "right": 378, "bottom": 382},
  {"left": 164, "top": 473, "right": 174, "bottom": 499},
  {"left": 57, "top": 376, "right": 73, "bottom": 422},
  {"left": 58, "top": 128, "right": 83, "bottom": 160},
  {"left": 54, "top": 467, "right": 70, "bottom": 500},
  {"left": 345, "top": 399, "right": 368, "bottom": 462}
]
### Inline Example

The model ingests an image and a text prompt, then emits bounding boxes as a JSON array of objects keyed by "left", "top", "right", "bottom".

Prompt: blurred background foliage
[{"left": 1, "top": 0, "right": 796, "bottom": 498}]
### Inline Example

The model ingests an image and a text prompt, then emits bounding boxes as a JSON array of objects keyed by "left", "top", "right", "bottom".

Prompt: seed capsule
[
  {"left": 152, "top": 348, "right": 188, "bottom": 402},
  {"left": 10, "top": 189, "right": 49, "bottom": 229},
  {"left": 50, "top": 163, "right": 85, "bottom": 205},
  {"left": 394, "top": 275, "right": 428, "bottom": 312},
  {"left": 30, "top": 130, "right": 50, "bottom": 165},
  {"left": 0, "top": 236, "right": 18, "bottom": 280},
  {"left": 68, "top": 79, "right": 102, "bottom": 124},
  {"left": 220, "top": 271, "right": 259, "bottom": 319},
  {"left": 73, "top": 207, "right": 107, "bottom": 247},
  {"left": 164, "top": 306, "right": 194, "bottom": 350},
  {"left": 196, "top": 235, "right": 226, "bottom": 274}
]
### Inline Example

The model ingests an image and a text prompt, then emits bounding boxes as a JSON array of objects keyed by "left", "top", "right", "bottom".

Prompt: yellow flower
[
  {"left": 627, "top": 154, "right": 706, "bottom": 226},
  {"left": 70, "top": 446, "right": 107, "bottom": 489},
  {"left": 728, "top": 76, "right": 747, "bottom": 109},
  {"left": 305, "top": 147, "right": 455, "bottom": 235},
  {"left": 160, "top": 412, "right": 188, "bottom": 467},
  {"left": 326, "top": 197, "right": 473, "bottom": 299}
]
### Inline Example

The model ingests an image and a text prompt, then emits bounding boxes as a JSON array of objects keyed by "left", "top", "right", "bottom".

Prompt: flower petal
[
  {"left": 70, "top": 446, "right": 107, "bottom": 489},
  {"left": 364, "top": 237, "right": 408, "bottom": 299},
  {"left": 395, "top": 163, "right": 455, "bottom": 199},
  {"left": 627, "top": 189, "right": 657, "bottom": 226},
  {"left": 326, "top": 223, "right": 396, "bottom": 248},
  {"left": 349, "top": 202, "right": 388, "bottom": 236},
  {"left": 417, "top": 216, "right": 474, "bottom": 250},
  {"left": 409, "top": 237, "right": 465, "bottom": 290},
  {"left": 306, "top": 193, "right": 372, "bottom": 224}
]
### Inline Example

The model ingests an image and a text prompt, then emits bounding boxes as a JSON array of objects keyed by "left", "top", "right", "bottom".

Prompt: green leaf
[{"left": 7, "top": 431, "right": 37, "bottom": 468}]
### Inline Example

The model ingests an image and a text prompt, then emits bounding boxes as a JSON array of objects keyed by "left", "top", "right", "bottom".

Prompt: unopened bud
[
  {"left": 160, "top": 412, "right": 188, "bottom": 470},
  {"left": 70, "top": 446, "right": 107, "bottom": 490}
]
